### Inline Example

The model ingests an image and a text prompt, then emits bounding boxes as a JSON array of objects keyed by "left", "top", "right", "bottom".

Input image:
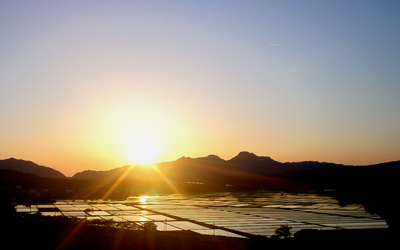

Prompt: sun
[{"left": 126, "top": 136, "right": 159, "bottom": 165}]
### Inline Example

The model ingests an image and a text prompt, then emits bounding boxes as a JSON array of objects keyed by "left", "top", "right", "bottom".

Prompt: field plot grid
[{"left": 14, "top": 192, "right": 388, "bottom": 238}]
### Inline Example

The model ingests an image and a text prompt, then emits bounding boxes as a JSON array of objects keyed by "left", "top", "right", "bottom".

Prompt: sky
[{"left": 1, "top": 1, "right": 400, "bottom": 176}]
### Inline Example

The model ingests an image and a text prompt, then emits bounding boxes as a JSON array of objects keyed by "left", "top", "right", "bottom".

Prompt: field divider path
[{"left": 132, "top": 205, "right": 262, "bottom": 239}]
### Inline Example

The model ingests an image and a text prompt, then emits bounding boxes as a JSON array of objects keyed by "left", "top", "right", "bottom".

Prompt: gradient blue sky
[{"left": 1, "top": 1, "right": 399, "bottom": 176}]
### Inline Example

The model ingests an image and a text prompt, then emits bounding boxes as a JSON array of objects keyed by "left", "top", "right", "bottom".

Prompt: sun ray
[
  {"left": 55, "top": 218, "right": 86, "bottom": 250},
  {"left": 147, "top": 163, "right": 182, "bottom": 195},
  {"left": 101, "top": 165, "right": 136, "bottom": 200}
]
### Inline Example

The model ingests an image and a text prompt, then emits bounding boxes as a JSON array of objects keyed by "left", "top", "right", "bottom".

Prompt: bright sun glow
[{"left": 127, "top": 136, "right": 159, "bottom": 165}]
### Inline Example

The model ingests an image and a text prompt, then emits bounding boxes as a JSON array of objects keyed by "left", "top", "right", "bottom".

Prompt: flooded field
[{"left": 15, "top": 192, "right": 387, "bottom": 238}]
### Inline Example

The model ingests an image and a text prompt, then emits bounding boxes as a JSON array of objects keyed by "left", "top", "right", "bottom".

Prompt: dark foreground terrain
[{"left": 3, "top": 213, "right": 396, "bottom": 250}]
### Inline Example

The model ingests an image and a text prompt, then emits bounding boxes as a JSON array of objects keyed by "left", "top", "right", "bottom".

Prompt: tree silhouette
[
  {"left": 274, "top": 224, "right": 292, "bottom": 239},
  {"left": 143, "top": 221, "right": 157, "bottom": 231}
]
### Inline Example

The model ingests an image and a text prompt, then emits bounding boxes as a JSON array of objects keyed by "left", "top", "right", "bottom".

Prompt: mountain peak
[
  {"left": 205, "top": 154, "right": 224, "bottom": 160},
  {"left": 176, "top": 154, "right": 225, "bottom": 164},
  {"left": 230, "top": 151, "right": 259, "bottom": 161}
]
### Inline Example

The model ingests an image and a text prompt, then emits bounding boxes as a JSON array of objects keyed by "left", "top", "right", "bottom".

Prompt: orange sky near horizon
[{"left": 1, "top": 1, "right": 400, "bottom": 177}]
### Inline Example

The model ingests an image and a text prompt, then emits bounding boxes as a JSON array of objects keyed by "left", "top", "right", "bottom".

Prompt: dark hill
[{"left": 0, "top": 158, "right": 66, "bottom": 179}]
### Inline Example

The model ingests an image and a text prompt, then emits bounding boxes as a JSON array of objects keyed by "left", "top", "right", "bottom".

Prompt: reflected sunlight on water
[
  {"left": 139, "top": 195, "right": 149, "bottom": 204},
  {"left": 15, "top": 191, "right": 388, "bottom": 238}
]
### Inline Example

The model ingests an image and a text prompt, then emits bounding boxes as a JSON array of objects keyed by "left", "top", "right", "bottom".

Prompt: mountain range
[
  {"left": 71, "top": 151, "right": 344, "bottom": 183},
  {"left": 1, "top": 151, "right": 398, "bottom": 191}
]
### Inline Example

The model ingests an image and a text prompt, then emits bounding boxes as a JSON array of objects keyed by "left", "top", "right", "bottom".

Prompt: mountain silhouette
[
  {"left": 69, "top": 151, "right": 400, "bottom": 193},
  {"left": 2, "top": 152, "right": 399, "bottom": 192},
  {"left": 0, "top": 158, "right": 66, "bottom": 179},
  {"left": 69, "top": 151, "right": 352, "bottom": 190}
]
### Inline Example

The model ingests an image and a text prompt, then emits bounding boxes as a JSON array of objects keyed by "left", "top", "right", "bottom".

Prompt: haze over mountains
[
  {"left": 0, "top": 151, "right": 343, "bottom": 179},
  {"left": 1, "top": 151, "right": 398, "bottom": 192},
  {"left": 70, "top": 151, "right": 346, "bottom": 187}
]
